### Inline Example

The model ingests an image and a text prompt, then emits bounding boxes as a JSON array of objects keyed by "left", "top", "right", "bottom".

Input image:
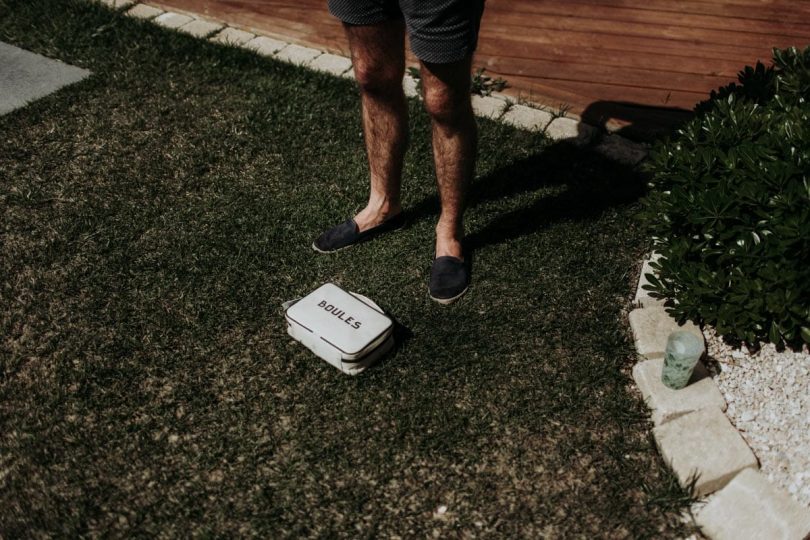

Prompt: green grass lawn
[{"left": 0, "top": 1, "right": 694, "bottom": 536}]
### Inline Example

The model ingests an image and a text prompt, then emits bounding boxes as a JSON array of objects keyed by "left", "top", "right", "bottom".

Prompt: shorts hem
[
  {"left": 327, "top": 4, "right": 399, "bottom": 26},
  {"left": 410, "top": 43, "right": 477, "bottom": 65}
]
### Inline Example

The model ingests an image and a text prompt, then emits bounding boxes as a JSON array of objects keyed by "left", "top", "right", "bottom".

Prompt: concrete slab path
[{"left": 0, "top": 41, "right": 90, "bottom": 116}]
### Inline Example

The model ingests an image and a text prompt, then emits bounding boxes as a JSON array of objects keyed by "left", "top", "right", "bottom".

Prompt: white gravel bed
[{"left": 703, "top": 327, "right": 810, "bottom": 507}]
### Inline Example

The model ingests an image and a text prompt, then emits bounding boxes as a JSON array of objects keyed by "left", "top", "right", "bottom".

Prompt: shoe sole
[
  {"left": 311, "top": 241, "right": 349, "bottom": 254},
  {"left": 429, "top": 286, "right": 469, "bottom": 305}
]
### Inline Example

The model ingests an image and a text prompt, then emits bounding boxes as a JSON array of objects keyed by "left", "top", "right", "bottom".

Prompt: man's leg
[
  {"left": 344, "top": 19, "right": 408, "bottom": 232},
  {"left": 419, "top": 56, "right": 477, "bottom": 260}
]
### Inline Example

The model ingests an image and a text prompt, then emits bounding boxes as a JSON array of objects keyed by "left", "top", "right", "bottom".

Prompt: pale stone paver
[
  {"left": 544, "top": 117, "right": 596, "bottom": 145},
  {"left": 696, "top": 469, "right": 810, "bottom": 540},
  {"left": 126, "top": 4, "right": 163, "bottom": 19},
  {"left": 274, "top": 43, "right": 321, "bottom": 66},
  {"left": 634, "top": 252, "right": 666, "bottom": 308},
  {"left": 472, "top": 95, "right": 506, "bottom": 119},
  {"left": 633, "top": 358, "right": 726, "bottom": 425},
  {"left": 178, "top": 19, "right": 224, "bottom": 38},
  {"left": 99, "top": 0, "right": 135, "bottom": 8},
  {"left": 595, "top": 135, "right": 648, "bottom": 165},
  {"left": 310, "top": 53, "right": 352, "bottom": 76},
  {"left": 402, "top": 74, "right": 420, "bottom": 98},
  {"left": 154, "top": 12, "right": 194, "bottom": 30},
  {"left": 0, "top": 42, "right": 91, "bottom": 116},
  {"left": 628, "top": 306, "right": 703, "bottom": 360},
  {"left": 211, "top": 27, "right": 256, "bottom": 46},
  {"left": 341, "top": 67, "right": 355, "bottom": 80},
  {"left": 245, "top": 36, "right": 288, "bottom": 58},
  {"left": 501, "top": 103, "right": 554, "bottom": 131},
  {"left": 653, "top": 407, "right": 758, "bottom": 496}
]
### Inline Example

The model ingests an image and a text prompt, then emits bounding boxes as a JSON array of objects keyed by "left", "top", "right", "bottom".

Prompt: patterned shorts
[{"left": 327, "top": 0, "right": 486, "bottom": 64}]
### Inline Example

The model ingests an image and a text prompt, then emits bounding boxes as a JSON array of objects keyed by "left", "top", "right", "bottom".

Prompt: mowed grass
[{"left": 0, "top": 1, "right": 694, "bottom": 537}]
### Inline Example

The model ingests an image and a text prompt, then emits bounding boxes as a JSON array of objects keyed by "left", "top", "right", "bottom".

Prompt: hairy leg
[
  {"left": 419, "top": 56, "right": 477, "bottom": 259},
  {"left": 344, "top": 20, "right": 408, "bottom": 231}
]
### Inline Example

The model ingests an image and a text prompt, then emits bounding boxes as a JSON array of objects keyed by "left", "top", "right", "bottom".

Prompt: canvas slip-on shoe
[
  {"left": 312, "top": 213, "right": 404, "bottom": 254},
  {"left": 429, "top": 255, "right": 469, "bottom": 304}
]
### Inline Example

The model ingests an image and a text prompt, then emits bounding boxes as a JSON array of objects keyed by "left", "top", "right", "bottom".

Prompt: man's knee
[
  {"left": 423, "top": 84, "right": 471, "bottom": 125},
  {"left": 353, "top": 57, "right": 403, "bottom": 95}
]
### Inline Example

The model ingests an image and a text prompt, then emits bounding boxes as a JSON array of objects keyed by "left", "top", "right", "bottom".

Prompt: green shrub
[{"left": 642, "top": 46, "right": 810, "bottom": 348}]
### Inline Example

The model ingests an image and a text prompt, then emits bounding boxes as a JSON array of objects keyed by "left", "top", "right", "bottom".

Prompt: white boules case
[{"left": 284, "top": 283, "right": 394, "bottom": 375}]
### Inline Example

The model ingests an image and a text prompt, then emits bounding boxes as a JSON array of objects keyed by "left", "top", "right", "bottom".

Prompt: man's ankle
[
  {"left": 435, "top": 226, "right": 464, "bottom": 259},
  {"left": 355, "top": 201, "right": 401, "bottom": 231}
]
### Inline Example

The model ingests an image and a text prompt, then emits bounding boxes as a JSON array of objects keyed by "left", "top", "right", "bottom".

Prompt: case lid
[{"left": 285, "top": 283, "right": 393, "bottom": 356}]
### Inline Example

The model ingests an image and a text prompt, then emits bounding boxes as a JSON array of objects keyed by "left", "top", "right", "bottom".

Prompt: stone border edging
[
  {"left": 98, "top": 0, "right": 649, "bottom": 168},
  {"left": 630, "top": 254, "right": 810, "bottom": 539}
]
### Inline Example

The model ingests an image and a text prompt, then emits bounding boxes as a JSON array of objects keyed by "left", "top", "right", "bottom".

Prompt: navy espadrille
[
  {"left": 428, "top": 255, "right": 469, "bottom": 304},
  {"left": 312, "top": 213, "right": 404, "bottom": 254}
]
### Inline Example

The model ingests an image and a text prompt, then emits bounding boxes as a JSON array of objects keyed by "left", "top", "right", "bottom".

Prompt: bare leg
[
  {"left": 419, "top": 56, "right": 477, "bottom": 259},
  {"left": 344, "top": 20, "right": 408, "bottom": 232}
]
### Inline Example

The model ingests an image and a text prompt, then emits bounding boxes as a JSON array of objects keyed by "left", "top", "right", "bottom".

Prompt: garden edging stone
[
  {"left": 402, "top": 74, "right": 419, "bottom": 98},
  {"left": 310, "top": 53, "right": 353, "bottom": 76},
  {"left": 545, "top": 116, "right": 596, "bottom": 146},
  {"left": 653, "top": 406, "right": 758, "bottom": 497},
  {"left": 274, "top": 43, "right": 322, "bottom": 67},
  {"left": 632, "top": 358, "right": 726, "bottom": 425},
  {"left": 500, "top": 103, "right": 554, "bottom": 132},
  {"left": 154, "top": 12, "right": 193, "bottom": 30},
  {"left": 178, "top": 19, "right": 224, "bottom": 38},
  {"left": 628, "top": 306, "right": 703, "bottom": 360},
  {"left": 125, "top": 3, "right": 162, "bottom": 19},
  {"left": 695, "top": 469, "right": 810, "bottom": 540},
  {"left": 245, "top": 36, "right": 288, "bottom": 58},
  {"left": 471, "top": 95, "right": 505, "bottom": 119},
  {"left": 634, "top": 252, "right": 665, "bottom": 308},
  {"left": 100, "top": 0, "right": 135, "bottom": 8},
  {"left": 212, "top": 27, "right": 255, "bottom": 46},
  {"left": 594, "top": 134, "right": 648, "bottom": 166}
]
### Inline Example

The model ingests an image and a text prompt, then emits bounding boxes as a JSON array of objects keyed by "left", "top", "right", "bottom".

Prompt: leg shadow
[{"left": 405, "top": 139, "right": 647, "bottom": 252}]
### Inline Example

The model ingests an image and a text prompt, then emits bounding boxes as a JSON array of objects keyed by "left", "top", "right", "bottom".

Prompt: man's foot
[
  {"left": 312, "top": 213, "right": 404, "bottom": 254},
  {"left": 429, "top": 256, "right": 469, "bottom": 304}
]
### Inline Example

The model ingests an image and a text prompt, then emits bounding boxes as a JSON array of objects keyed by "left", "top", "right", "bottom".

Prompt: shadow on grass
[
  {"left": 402, "top": 139, "right": 645, "bottom": 252},
  {"left": 381, "top": 314, "right": 414, "bottom": 367}
]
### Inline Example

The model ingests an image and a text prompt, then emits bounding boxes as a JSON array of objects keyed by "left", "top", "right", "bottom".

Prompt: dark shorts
[{"left": 327, "top": 0, "right": 485, "bottom": 64}]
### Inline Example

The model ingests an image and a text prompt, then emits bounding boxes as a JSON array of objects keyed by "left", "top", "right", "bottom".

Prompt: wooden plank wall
[{"left": 153, "top": 0, "right": 810, "bottom": 136}]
